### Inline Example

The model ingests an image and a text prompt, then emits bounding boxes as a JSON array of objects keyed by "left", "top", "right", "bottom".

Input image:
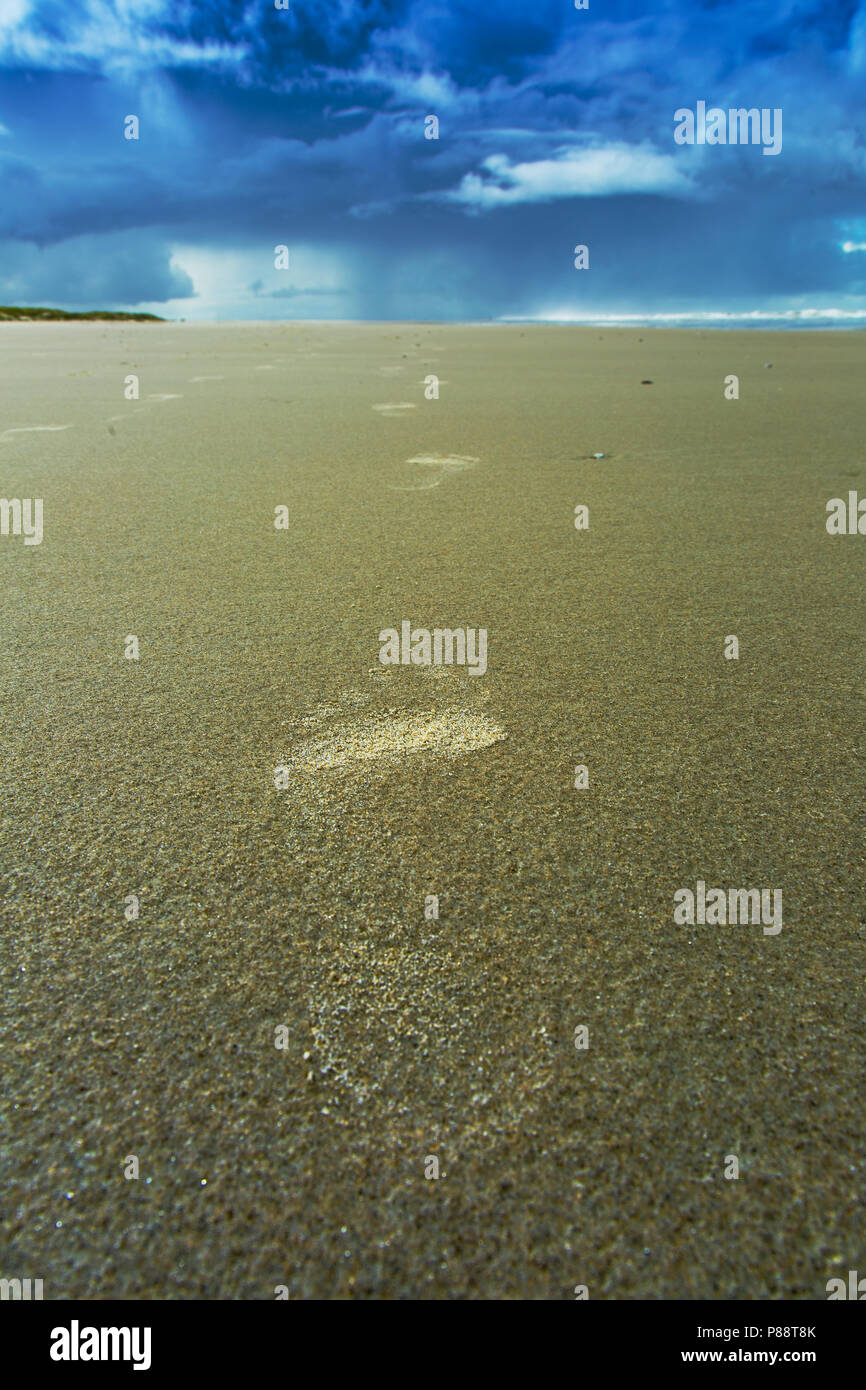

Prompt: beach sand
[{"left": 0, "top": 321, "right": 863, "bottom": 1298}]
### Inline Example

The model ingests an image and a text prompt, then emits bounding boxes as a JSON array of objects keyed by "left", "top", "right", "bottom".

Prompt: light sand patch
[
  {"left": 376, "top": 365, "right": 404, "bottom": 376},
  {"left": 388, "top": 477, "right": 444, "bottom": 492},
  {"left": 287, "top": 706, "right": 505, "bottom": 774},
  {"left": 255, "top": 365, "right": 275, "bottom": 371},
  {"left": 300, "top": 690, "right": 373, "bottom": 729},
  {"left": 300, "top": 704, "right": 341, "bottom": 727},
  {"left": 189, "top": 375, "right": 226, "bottom": 382},
  {"left": 407, "top": 453, "right": 477, "bottom": 468},
  {"left": 0, "top": 424, "right": 71, "bottom": 441},
  {"left": 418, "top": 663, "right": 460, "bottom": 679},
  {"left": 146, "top": 393, "right": 182, "bottom": 401},
  {"left": 388, "top": 453, "right": 479, "bottom": 492},
  {"left": 372, "top": 402, "right": 416, "bottom": 417}
]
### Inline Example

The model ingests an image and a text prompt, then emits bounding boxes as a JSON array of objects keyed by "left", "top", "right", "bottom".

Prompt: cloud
[
  {"left": 0, "top": 234, "right": 195, "bottom": 306},
  {"left": 0, "top": 0, "right": 247, "bottom": 73},
  {"left": 0, "top": 0, "right": 864, "bottom": 317},
  {"left": 0, "top": 0, "right": 32, "bottom": 28},
  {"left": 444, "top": 143, "right": 695, "bottom": 209}
]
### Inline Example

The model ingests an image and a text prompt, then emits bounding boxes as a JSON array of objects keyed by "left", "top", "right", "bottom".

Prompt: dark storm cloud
[
  {"left": 0, "top": 0, "right": 864, "bottom": 316},
  {"left": 0, "top": 232, "right": 195, "bottom": 305}
]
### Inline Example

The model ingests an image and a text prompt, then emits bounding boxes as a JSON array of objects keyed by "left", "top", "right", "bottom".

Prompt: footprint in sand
[
  {"left": 0, "top": 424, "right": 71, "bottom": 442},
  {"left": 273, "top": 691, "right": 554, "bottom": 1139},
  {"left": 372, "top": 402, "right": 416, "bottom": 418},
  {"left": 264, "top": 683, "right": 561, "bottom": 1141},
  {"left": 388, "top": 453, "right": 479, "bottom": 492},
  {"left": 281, "top": 681, "right": 505, "bottom": 777},
  {"left": 292, "top": 708, "right": 504, "bottom": 772}
]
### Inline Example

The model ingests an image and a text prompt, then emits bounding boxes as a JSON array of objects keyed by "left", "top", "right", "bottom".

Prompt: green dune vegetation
[{"left": 0, "top": 305, "right": 164, "bottom": 321}]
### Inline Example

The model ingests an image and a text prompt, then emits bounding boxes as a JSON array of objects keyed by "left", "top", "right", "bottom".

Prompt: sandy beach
[{"left": 1, "top": 321, "right": 864, "bottom": 1299}]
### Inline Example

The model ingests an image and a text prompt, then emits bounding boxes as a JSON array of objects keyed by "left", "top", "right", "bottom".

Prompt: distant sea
[{"left": 500, "top": 310, "right": 866, "bottom": 329}]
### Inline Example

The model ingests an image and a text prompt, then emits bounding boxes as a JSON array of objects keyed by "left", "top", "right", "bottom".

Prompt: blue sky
[{"left": 0, "top": 0, "right": 865, "bottom": 320}]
